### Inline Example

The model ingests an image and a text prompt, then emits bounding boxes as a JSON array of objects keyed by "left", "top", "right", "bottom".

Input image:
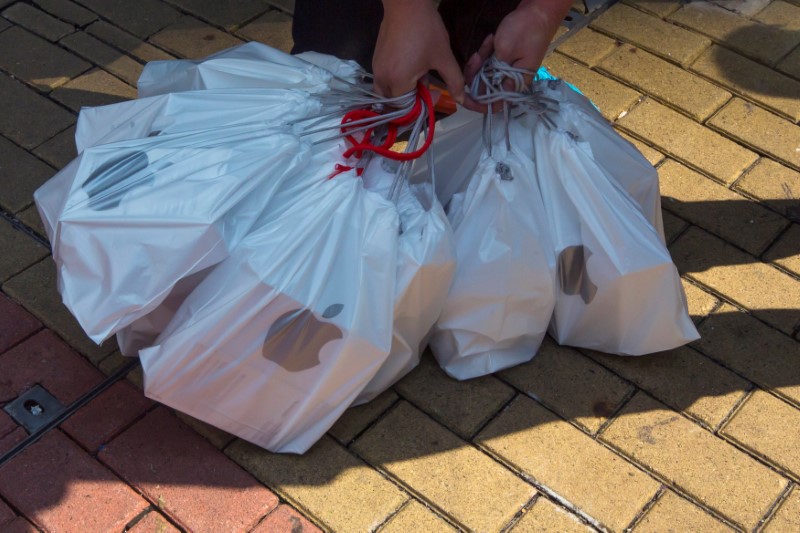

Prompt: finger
[
  {"left": 512, "top": 57, "right": 542, "bottom": 88},
  {"left": 476, "top": 33, "right": 494, "bottom": 62},
  {"left": 461, "top": 93, "right": 489, "bottom": 114},
  {"left": 433, "top": 51, "right": 466, "bottom": 105},
  {"left": 463, "top": 52, "right": 482, "bottom": 86}
]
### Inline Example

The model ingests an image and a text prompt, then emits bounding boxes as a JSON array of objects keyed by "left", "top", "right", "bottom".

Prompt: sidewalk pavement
[{"left": 0, "top": 0, "right": 798, "bottom": 531}]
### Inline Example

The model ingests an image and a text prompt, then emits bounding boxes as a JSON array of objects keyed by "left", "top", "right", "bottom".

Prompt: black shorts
[{"left": 291, "top": 0, "right": 521, "bottom": 72}]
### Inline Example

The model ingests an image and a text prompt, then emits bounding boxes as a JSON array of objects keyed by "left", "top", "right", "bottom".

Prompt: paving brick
[
  {"left": 754, "top": 1, "right": 800, "bottom": 36},
  {"left": 0, "top": 135, "right": 56, "bottom": 213},
  {"left": 691, "top": 45, "right": 800, "bottom": 122},
  {"left": 237, "top": 9, "right": 294, "bottom": 53},
  {"left": 31, "top": 124, "right": 76, "bottom": 171},
  {"left": 61, "top": 32, "right": 144, "bottom": 86},
  {"left": 128, "top": 510, "right": 180, "bottom": 533},
  {"left": 764, "top": 223, "right": 800, "bottom": 276},
  {"left": 33, "top": 0, "right": 97, "bottom": 26},
  {"left": 0, "top": 410, "right": 16, "bottom": 439},
  {"left": 174, "top": 411, "right": 235, "bottom": 450},
  {"left": 328, "top": 389, "right": 397, "bottom": 444},
  {"left": 777, "top": 45, "right": 800, "bottom": 79},
  {"left": 682, "top": 278, "right": 720, "bottom": 320},
  {"left": 226, "top": 435, "right": 408, "bottom": 533},
  {"left": 394, "top": 354, "right": 514, "bottom": 438},
  {"left": 711, "top": 0, "right": 772, "bottom": 16},
  {"left": 590, "top": 3, "right": 710, "bottom": 66},
  {"left": 51, "top": 68, "right": 136, "bottom": 112},
  {"left": 0, "top": 219, "right": 48, "bottom": 285},
  {"left": 617, "top": 130, "right": 664, "bottom": 165},
  {"left": 98, "top": 350, "right": 129, "bottom": 375},
  {"left": 0, "top": 498, "right": 13, "bottom": 527},
  {"left": 3, "top": 259, "right": 118, "bottom": 363},
  {"left": 670, "top": 227, "right": 800, "bottom": 335},
  {"left": 87, "top": 21, "right": 175, "bottom": 63},
  {"left": 76, "top": 0, "right": 181, "bottom": 38},
  {"left": 709, "top": 98, "right": 800, "bottom": 172},
  {"left": 0, "top": 26, "right": 89, "bottom": 91},
  {"left": 16, "top": 205, "right": 47, "bottom": 240},
  {"left": 661, "top": 210, "right": 687, "bottom": 244},
  {"left": 0, "top": 431, "right": 147, "bottom": 532},
  {"left": 61, "top": 380, "right": 152, "bottom": 452},
  {"left": 588, "top": 345, "right": 749, "bottom": 428},
  {"left": 601, "top": 392, "right": 788, "bottom": 529},
  {"left": 624, "top": 0, "right": 683, "bottom": 18},
  {"left": 543, "top": 53, "right": 641, "bottom": 121},
  {"left": 0, "top": 329, "right": 104, "bottom": 403},
  {"left": 511, "top": 497, "right": 593, "bottom": 532},
  {"left": 476, "top": 395, "right": 659, "bottom": 530},
  {"left": 668, "top": 2, "right": 800, "bottom": 66},
  {"left": 168, "top": 0, "right": 272, "bottom": 31},
  {"left": 658, "top": 160, "right": 788, "bottom": 256},
  {"left": 150, "top": 16, "right": 245, "bottom": 59},
  {"left": 266, "top": 0, "right": 294, "bottom": 14},
  {"left": 765, "top": 487, "right": 800, "bottom": 532},
  {"left": 633, "top": 490, "right": 734, "bottom": 532},
  {"left": 598, "top": 44, "right": 731, "bottom": 120},
  {"left": 0, "top": 382, "right": 14, "bottom": 403},
  {"left": 2, "top": 2, "right": 74, "bottom": 41},
  {"left": 556, "top": 28, "right": 618, "bottom": 67},
  {"left": 697, "top": 303, "right": 800, "bottom": 406},
  {"left": 618, "top": 98, "right": 758, "bottom": 184},
  {"left": 499, "top": 337, "right": 632, "bottom": 434},
  {"left": 735, "top": 158, "right": 800, "bottom": 222},
  {"left": 378, "top": 500, "right": 455, "bottom": 533},
  {"left": 0, "top": 427, "right": 26, "bottom": 456},
  {"left": 353, "top": 401, "right": 534, "bottom": 532},
  {"left": 0, "top": 293, "right": 41, "bottom": 354},
  {"left": 0, "top": 73, "right": 75, "bottom": 149},
  {"left": 127, "top": 364, "right": 145, "bottom": 390},
  {"left": 100, "top": 408, "right": 277, "bottom": 532},
  {"left": 720, "top": 389, "right": 800, "bottom": 480},
  {"left": 253, "top": 504, "right": 322, "bottom": 533},
  {"left": 1, "top": 516, "right": 38, "bottom": 533}
]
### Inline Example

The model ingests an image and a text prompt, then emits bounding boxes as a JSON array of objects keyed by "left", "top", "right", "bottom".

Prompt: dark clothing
[{"left": 291, "top": 0, "right": 521, "bottom": 72}]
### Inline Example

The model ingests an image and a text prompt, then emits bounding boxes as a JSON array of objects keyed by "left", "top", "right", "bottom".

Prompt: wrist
[{"left": 516, "top": 0, "right": 573, "bottom": 27}]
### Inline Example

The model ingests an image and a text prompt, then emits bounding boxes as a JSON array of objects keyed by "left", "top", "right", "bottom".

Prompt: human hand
[
  {"left": 373, "top": 0, "right": 465, "bottom": 103},
  {"left": 462, "top": 0, "right": 573, "bottom": 112}
]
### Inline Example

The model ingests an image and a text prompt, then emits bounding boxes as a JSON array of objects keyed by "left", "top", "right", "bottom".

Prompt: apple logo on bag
[
  {"left": 558, "top": 245, "right": 597, "bottom": 304},
  {"left": 262, "top": 304, "right": 344, "bottom": 372}
]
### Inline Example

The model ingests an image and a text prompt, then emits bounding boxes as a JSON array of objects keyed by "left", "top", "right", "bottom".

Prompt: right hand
[{"left": 373, "top": 0, "right": 465, "bottom": 103}]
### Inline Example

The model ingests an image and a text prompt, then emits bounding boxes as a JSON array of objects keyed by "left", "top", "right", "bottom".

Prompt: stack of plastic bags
[
  {"left": 34, "top": 44, "right": 697, "bottom": 454},
  {"left": 35, "top": 43, "right": 455, "bottom": 453},
  {"left": 419, "top": 59, "right": 698, "bottom": 379}
]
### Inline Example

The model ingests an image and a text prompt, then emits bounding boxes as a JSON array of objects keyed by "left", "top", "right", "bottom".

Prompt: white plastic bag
[
  {"left": 529, "top": 94, "right": 698, "bottom": 354},
  {"left": 115, "top": 118, "right": 350, "bottom": 356},
  {"left": 75, "top": 88, "right": 321, "bottom": 153},
  {"left": 536, "top": 79, "right": 664, "bottom": 237},
  {"left": 139, "top": 172, "right": 399, "bottom": 453},
  {"left": 409, "top": 107, "right": 484, "bottom": 209},
  {"left": 34, "top": 123, "right": 311, "bottom": 343},
  {"left": 429, "top": 116, "right": 556, "bottom": 380},
  {"left": 354, "top": 156, "right": 456, "bottom": 403},
  {"left": 138, "top": 42, "right": 362, "bottom": 98}
]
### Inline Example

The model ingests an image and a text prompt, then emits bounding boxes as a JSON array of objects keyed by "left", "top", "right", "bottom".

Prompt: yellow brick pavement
[{"left": 0, "top": 1, "right": 798, "bottom": 531}]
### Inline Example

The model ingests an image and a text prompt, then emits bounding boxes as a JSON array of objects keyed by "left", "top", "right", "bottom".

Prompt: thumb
[{"left": 433, "top": 50, "right": 466, "bottom": 105}]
